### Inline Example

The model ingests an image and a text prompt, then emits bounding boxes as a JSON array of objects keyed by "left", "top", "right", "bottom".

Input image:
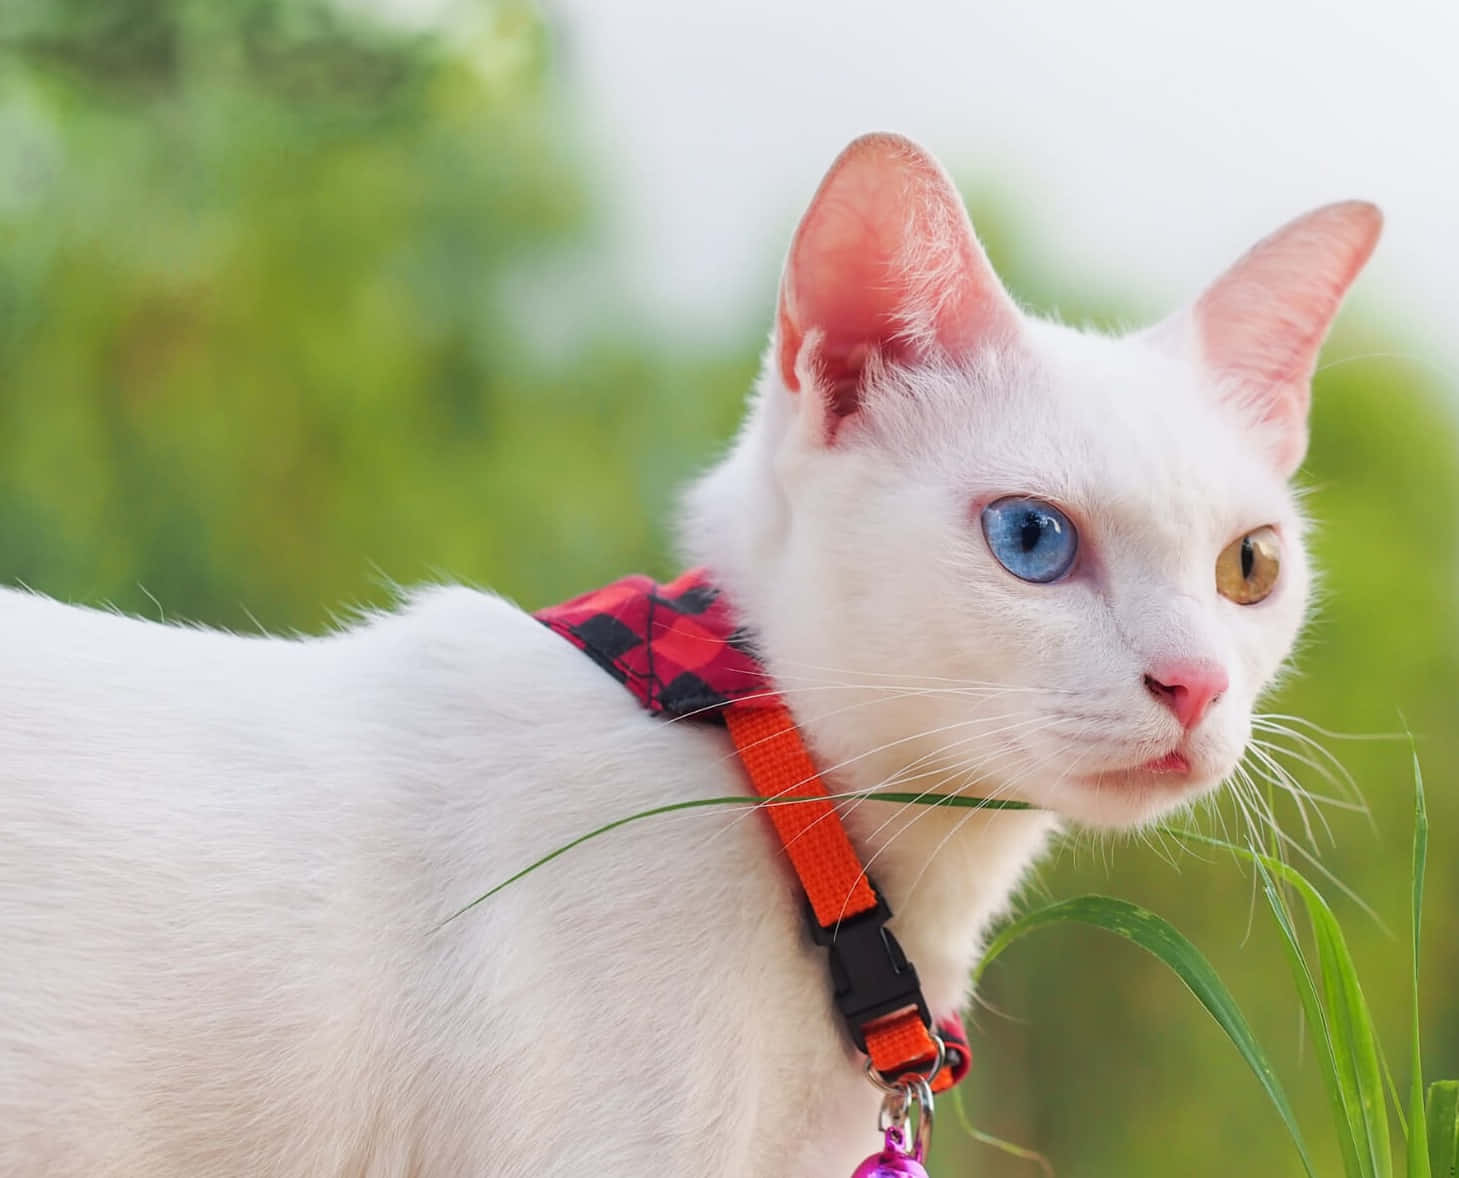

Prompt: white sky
[{"left": 542, "top": 0, "right": 1459, "bottom": 393}]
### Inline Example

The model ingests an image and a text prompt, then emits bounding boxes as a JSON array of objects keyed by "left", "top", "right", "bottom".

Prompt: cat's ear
[
  {"left": 776, "top": 133, "right": 1020, "bottom": 434},
  {"left": 1167, "top": 201, "right": 1382, "bottom": 477}
]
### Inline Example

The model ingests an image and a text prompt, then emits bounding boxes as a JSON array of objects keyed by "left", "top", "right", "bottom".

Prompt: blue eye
[{"left": 981, "top": 496, "right": 1079, "bottom": 583}]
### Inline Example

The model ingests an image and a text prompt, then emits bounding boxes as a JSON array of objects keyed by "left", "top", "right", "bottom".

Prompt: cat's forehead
[{"left": 947, "top": 325, "right": 1295, "bottom": 534}]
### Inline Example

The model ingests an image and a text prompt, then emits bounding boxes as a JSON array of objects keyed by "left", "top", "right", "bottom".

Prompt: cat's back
[
  {"left": 0, "top": 578, "right": 641, "bottom": 927},
  {"left": 0, "top": 581, "right": 587, "bottom": 755}
]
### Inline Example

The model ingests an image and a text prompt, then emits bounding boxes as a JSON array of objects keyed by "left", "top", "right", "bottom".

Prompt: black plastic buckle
[{"left": 808, "top": 881, "right": 931, "bottom": 1054}]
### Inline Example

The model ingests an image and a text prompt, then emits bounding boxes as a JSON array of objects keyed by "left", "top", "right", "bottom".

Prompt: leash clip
[
  {"left": 807, "top": 882, "right": 931, "bottom": 1055},
  {"left": 851, "top": 1075, "right": 935, "bottom": 1176}
]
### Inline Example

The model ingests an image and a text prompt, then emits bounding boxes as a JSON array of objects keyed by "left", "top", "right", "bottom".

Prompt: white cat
[{"left": 0, "top": 133, "right": 1379, "bottom": 1176}]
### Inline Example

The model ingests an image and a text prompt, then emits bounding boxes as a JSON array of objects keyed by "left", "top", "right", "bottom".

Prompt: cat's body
[
  {"left": 0, "top": 584, "right": 1050, "bottom": 1176},
  {"left": 0, "top": 134, "right": 1379, "bottom": 1175}
]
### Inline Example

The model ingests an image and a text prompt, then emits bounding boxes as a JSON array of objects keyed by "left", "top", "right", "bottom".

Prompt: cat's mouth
[
  {"left": 1076, "top": 746, "right": 1194, "bottom": 791},
  {"left": 1139, "top": 750, "right": 1190, "bottom": 774}
]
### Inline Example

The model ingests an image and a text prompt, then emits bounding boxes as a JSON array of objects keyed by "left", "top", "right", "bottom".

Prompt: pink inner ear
[
  {"left": 1193, "top": 201, "right": 1382, "bottom": 473},
  {"left": 776, "top": 134, "right": 1017, "bottom": 423}
]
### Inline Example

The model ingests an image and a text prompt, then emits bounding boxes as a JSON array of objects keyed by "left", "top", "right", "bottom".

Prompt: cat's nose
[{"left": 1144, "top": 660, "right": 1228, "bottom": 730}]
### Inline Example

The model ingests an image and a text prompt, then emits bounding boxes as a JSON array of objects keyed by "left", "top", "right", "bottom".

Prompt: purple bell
[
  {"left": 849, "top": 1151, "right": 929, "bottom": 1178},
  {"left": 850, "top": 1128, "right": 930, "bottom": 1178}
]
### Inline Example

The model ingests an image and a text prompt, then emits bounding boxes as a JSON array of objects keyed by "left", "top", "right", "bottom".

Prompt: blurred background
[{"left": 1, "top": 1, "right": 1454, "bottom": 1173}]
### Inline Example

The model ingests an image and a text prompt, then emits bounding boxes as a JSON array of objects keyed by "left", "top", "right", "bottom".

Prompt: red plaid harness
[{"left": 537, "top": 568, "right": 970, "bottom": 1093}]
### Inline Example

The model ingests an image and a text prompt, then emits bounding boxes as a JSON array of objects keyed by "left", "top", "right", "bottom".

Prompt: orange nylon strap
[
  {"left": 722, "top": 702, "right": 959, "bottom": 1094},
  {"left": 721, "top": 705, "right": 878, "bottom": 926},
  {"left": 865, "top": 1014, "right": 949, "bottom": 1091}
]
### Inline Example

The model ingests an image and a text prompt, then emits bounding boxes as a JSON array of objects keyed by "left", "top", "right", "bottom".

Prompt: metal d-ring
[{"left": 866, "top": 1030, "right": 943, "bottom": 1161}]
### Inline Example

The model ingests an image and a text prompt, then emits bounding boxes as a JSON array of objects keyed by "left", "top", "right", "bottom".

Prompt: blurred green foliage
[
  {"left": 0, "top": 0, "right": 750, "bottom": 627},
  {"left": 1, "top": 4, "right": 1454, "bottom": 1176}
]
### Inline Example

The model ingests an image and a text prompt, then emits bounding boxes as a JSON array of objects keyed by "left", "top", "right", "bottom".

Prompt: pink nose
[{"left": 1144, "top": 660, "right": 1228, "bottom": 730}]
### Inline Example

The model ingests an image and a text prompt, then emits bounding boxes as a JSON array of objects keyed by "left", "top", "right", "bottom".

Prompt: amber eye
[{"left": 1216, "top": 526, "right": 1281, "bottom": 604}]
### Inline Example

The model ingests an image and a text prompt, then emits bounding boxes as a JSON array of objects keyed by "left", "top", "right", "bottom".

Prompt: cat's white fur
[{"left": 0, "top": 134, "right": 1379, "bottom": 1176}]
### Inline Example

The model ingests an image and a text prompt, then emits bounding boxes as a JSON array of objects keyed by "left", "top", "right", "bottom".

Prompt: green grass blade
[
  {"left": 437, "top": 790, "right": 1032, "bottom": 926},
  {"left": 951, "top": 1084, "right": 1054, "bottom": 1176},
  {"left": 1427, "top": 1082, "right": 1458, "bottom": 1178},
  {"left": 973, "top": 894, "right": 1316, "bottom": 1178},
  {"left": 1289, "top": 862, "right": 1390, "bottom": 1176},
  {"left": 1382, "top": 1031, "right": 1410, "bottom": 1139},
  {"left": 1175, "top": 829, "right": 1380, "bottom": 1178},
  {"left": 1247, "top": 851, "right": 1369, "bottom": 1178},
  {"left": 1410, "top": 751, "right": 1432, "bottom": 1178}
]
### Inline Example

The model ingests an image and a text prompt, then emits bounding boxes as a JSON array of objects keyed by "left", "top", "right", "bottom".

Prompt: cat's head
[{"left": 686, "top": 133, "right": 1380, "bottom": 829}]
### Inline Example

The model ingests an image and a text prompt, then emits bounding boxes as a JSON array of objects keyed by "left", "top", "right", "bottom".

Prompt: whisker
[
  {"left": 783, "top": 716, "right": 1054, "bottom": 867},
  {"left": 896, "top": 727, "right": 1092, "bottom": 913},
  {"left": 1249, "top": 722, "right": 1368, "bottom": 810},
  {"left": 1247, "top": 741, "right": 1367, "bottom": 814},
  {"left": 1252, "top": 712, "right": 1408, "bottom": 743},
  {"left": 696, "top": 710, "right": 1045, "bottom": 861},
  {"left": 665, "top": 682, "right": 955, "bottom": 728},
  {"left": 831, "top": 737, "right": 1051, "bottom": 925},
  {"left": 759, "top": 655, "right": 1079, "bottom": 693},
  {"left": 833, "top": 714, "right": 1052, "bottom": 827},
  {"left": 1236, "top": 778, "right": 1388, "bottom": 930},
  {"left": 1314, "top": 349, "right": 1455, "bottom": 381},
  {"left": 1228, "top": 770, "right": 1275, "bottom": 945},
  {"left": 1244, "top": 744, "right": 1328, "bottom": 848}
]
